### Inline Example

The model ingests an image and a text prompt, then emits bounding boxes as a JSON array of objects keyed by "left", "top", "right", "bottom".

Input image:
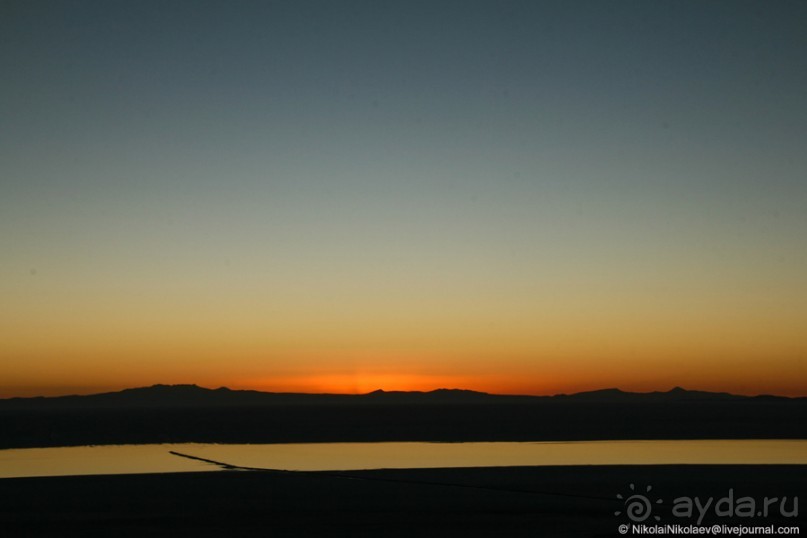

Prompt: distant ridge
[
  {"left": 0, "top": 383, "right": 799, "bottom": 410},
  {"left": 1, "top": 383, "right": 805, "bottom": 449},
  {"left": 555, "top": 386, "right": 742, "bottom": 402}
]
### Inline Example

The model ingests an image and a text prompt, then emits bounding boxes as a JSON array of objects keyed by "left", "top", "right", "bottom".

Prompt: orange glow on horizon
[
  {"left": 239, "top": 373, "right": 523, "bottom": 395},
  {"left": 2, "top": 371, "right": 806, "bottom": 399},
  {"left": 227, "top": 370, "right": 807, "bottom": 398},
  {"left": 1, "top": 349, "right": 805, "bottom": 398}
]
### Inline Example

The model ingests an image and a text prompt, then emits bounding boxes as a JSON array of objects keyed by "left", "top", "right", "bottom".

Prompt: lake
[{"left": 1, "top": 440, "right": 805, "bottom": 479}]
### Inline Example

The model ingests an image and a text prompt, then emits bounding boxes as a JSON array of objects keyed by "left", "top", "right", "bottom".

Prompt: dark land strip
[{"left": 2, "top": 399, "right": 806, "bottom": 449}]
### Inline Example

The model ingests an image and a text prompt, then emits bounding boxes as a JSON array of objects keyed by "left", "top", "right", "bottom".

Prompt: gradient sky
[{"left": 2, "top": 0, "right": 806, "bottom": 397}]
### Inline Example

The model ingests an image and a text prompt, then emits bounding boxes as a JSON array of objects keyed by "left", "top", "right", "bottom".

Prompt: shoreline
[{"left": 3, "top": 439, "right": 807, "bottom": 480}]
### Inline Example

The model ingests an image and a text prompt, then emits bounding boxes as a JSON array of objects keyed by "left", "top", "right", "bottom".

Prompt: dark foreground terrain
[
  {"left": 2, "top": 385, "right": 805, "bottom": 448},
  {"left": 1, "top": 465, "right": 803, "bottom": 537}
]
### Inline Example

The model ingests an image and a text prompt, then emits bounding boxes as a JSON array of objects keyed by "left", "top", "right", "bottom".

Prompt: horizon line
[{"left": 3, "top": 383, "right": 805, "bottom": 401}]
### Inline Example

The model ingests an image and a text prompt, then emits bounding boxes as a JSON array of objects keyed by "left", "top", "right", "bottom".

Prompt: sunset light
[
  {"left": 1, "top": 1, "right": 805, "bottom": 399},
  {"left": 2, "top": 3, "right": 806, "bottom": 535}
]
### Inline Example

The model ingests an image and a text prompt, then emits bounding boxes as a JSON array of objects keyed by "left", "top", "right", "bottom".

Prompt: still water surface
[{"left": 1, "top": 440, "right": 805, "bottom": 479}]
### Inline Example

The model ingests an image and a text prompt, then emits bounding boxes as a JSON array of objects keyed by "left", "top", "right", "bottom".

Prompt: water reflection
[{"left": 1, "top": 440, "right": 805, "bottom": 479}]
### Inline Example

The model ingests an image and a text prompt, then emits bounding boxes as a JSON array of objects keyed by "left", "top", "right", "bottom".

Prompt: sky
[{"left": 2, "top": 0, "right": 806, "bottom": 397}]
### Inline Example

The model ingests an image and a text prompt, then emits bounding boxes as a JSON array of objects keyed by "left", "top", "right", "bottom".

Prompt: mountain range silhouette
[
  {"left": 1, "top": 383, "right": 797, "bottom": 410},
  {"left": 1, "top": 384, "right": 804, "bottom": 449}
]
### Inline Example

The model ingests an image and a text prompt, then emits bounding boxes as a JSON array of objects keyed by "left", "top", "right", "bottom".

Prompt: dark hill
[
  {"left": 1, "top": 384, "right": 804, "bottom": 448},
  {"left": 557, "top": 386, "right": 749, "bottom": 402},
  {"left": 2, "top": 383, "right": 795, "bottom": 410}
]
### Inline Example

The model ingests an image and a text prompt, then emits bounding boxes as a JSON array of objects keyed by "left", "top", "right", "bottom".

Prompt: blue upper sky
[{"left": 1, "top": 1, "right": 806, "bottom": 396}]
